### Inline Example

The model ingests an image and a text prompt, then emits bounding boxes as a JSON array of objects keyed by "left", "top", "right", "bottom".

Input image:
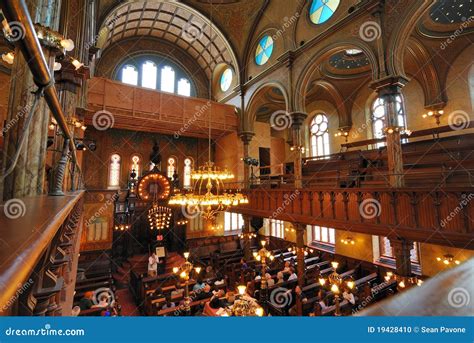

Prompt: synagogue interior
[{"left": 0, "top": 0, "right": 473, "bottom": 317}]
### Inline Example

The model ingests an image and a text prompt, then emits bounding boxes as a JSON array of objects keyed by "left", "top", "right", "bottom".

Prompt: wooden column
[
  {"left": 290, "top": 112, "right": 307, "bottom": 189},
  {"left": 239, "top": 132, "right": 255, "bottom": 186},
  {"left": 389, "top": 238, "right": 413, "bottom": 277},
  {"left": 371, "top": 77, "right": 409, "bottom": 188},
  {"left": 295, "top": 223, "right": 306, "bottom": 316}
]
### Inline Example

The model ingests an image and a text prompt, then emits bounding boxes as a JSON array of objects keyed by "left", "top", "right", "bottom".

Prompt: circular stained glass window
[
  {"left": 255, "top": 35, "right": 274, "bottom": 66},
  {"left": 220, "top": 68, "right": 233, "bottom": 92},
  {"left": 310, "top": 0, "right": 340, "bottom": 25}
]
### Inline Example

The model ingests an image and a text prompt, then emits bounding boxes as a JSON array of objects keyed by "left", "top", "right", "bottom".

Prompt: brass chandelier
[{"left": 168, "top": 162, "right": 248, "bottom": 220}]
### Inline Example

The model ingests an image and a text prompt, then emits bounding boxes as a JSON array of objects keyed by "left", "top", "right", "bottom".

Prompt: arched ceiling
[{"left": 97, "top": 0, "right": 239, "bottom": 79}]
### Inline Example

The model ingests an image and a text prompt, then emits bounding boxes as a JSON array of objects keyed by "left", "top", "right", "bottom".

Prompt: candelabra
[
  {"left": 384, "top": 271, "right": 423, "bottom": 289},
  {"left": 436, "top": 254, "right": 460, "bottom": 266},
  {"left": 227, "top": 285, "right": 264, "bottom": 317},
  {"left": 253, "top": 240, "right": 274, "bottom": 306},
  {"left": 172, "top": 252, "right": 201, "bottom": 315},
  {"left": 422, "top": 109, "right": 444, "bottom": 126},
  {"left": 340, "top": 237, "right": 355, "bottom": 245},
  {"left": 318, "top": 261, "right": 355, "bottom": 316}
]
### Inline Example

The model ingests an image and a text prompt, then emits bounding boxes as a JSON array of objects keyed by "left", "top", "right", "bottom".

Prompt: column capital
[
  {"left": 290, "top": 112, "right": 308, "bottom": 129},
  {"left": 369, "top": 75, "right": 409, "bottom": 94},
  {"left": 239, "top": 131, "right": 255, "bottom": 145}
]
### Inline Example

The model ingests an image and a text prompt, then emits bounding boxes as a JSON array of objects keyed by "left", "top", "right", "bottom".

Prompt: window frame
[
  {"left": 108, "top": 153, "right": 122, "bottom": 190},
  {"left": 270, "top": 219, "right": 284, "bottom": 239},
  {"left": 310, "top": 113, "right": 330, "bottom": 158},
  {"left": 308, "top": 225, "right": 335, "bottom": 253},
  {"left": 224, "top": 212, "right": 244, "bottom": 232}
]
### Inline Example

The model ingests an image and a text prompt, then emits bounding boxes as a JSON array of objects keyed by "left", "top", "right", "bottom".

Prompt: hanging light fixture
[
  {"left": 148, "top": 204, "right": 172, "bottom": 230},
  {"left": 168, "top": 9, "right": 248, "bottom": 220}
]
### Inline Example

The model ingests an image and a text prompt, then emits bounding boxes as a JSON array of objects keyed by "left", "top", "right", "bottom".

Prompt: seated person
[
  {"left": 276, "top": 272, "right": 285, "bottom": 284},
  {"left": 342, "top": 286, "right": 356, "bottom": 305},
  {"left": 171, "top": 283, "right": 185, "bottom": 298},
  {"left": 282, "top": 261, "right": 291, "bottom": 274},
  {"left": 204, "top": 266, "right": 216, "bottom": 280},
  {"left": 162, "top": 300, "right": 175, "bottom": 310},
  {"left": 79, "top": 291, "right": 94, "bottom": 310},
  {"left": 196, "top": 283, "right": 213, "bottom": 300},
  {"left": 214, "top": 273, "right": 225, "bottom": 286},
  {"left": 254, "top": 272, "right": 262, "bottom": 282},
  {"left": 265, "top": 273, "right": 275, "bottom": 287},
  {"left": 318, "top": 290, "right": 330, "bottom": 311},
  {"left": 240, "top": 258, "right": 249, "bottom": 271},
  {"left": 193, "top": 278, "right": 205, "bottom": 292},
  {"left": 223, "top": 291, "right": 235, "bottom": 307},
  {"left": 287, "top": 267, "right": 297, "bottom": 281},
  {"left": 209, "top": 289, "right": 226, "bottom": 309}
]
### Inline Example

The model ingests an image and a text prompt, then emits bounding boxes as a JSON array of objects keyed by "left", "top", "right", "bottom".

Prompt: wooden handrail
[{"left": 0, "top": 191, "right": 84, "bottom": 312}]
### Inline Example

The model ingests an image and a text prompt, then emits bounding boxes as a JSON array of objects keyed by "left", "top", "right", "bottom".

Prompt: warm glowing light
[
  {"left": 260, "top": 240, "right": 266, "bottom": 247},
  {"left": 60, "top": 38, "right": 75, "bottom": 51},
  {"left": 2, "top": 52, "right": 14, "bottom": 65},
  {"left": 331, "top": 261, "right": 339, "bottom": 269},
  {"left": 173, "top": 267, "right": 179, "bottom": 274},
  {"left": 195, "top": 267, "right": 201, "bottom": 274},
  {"left": 398, "top": 281, "right": 406, "bottom": 288},
  {"left": 319, "top": 278, "right": 326, "bottom": 286},
  {"left": 71, "top": 59, "right": 84, "bottom": 70},
  {"left": 331, "top": 284, "right": 339, "bottom": 294},
  {"left": 180, "top": 271, "right": 187, "bottom": 279},
  {"left": 237, "top": 285, "right": 246, "bottom": 296},
  {"left": 183, "top": 252, "right": 190, "bottom": 259},
  {"left": 255, "top": 307, "right": 264, "bottom": 317},
  {"left": 347, "top": 281, "right": 354, "bottom": 290}
]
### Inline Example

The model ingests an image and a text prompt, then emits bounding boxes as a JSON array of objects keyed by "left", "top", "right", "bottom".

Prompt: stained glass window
[
  {"left": 121, "top": 65, "right": 138, "bottom": 86},
  {"left": 310, "top": 114, "right": 330, "bottom": 157},
  {"left": 309, "top": 0, "right": 340, "bottom": 25},
  {"left": 255, "top": 35, "right": 274, "bottom": 66},
  {"left": 183, "top": 157, "right": 193, "bottom": 189},
  {"left": 167, "top": 157, "right": 177, "bottom": 180},
  {"left": 220, "top": 68, "right": 233, "bottom": 92},
  {"left": 108, "top": 154, "right": 121, "bottom": 189},
  {"left": 130, "top": 155, "right": 140, "bottom": 179}
]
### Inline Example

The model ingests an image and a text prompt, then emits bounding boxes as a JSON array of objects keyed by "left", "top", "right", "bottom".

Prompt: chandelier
[
  {"left": 223, "top": 285, "right": 263, "bottom": 317},
  {"left": 148, "top": 203, "right": 172, "bottom": 230},
  {"left": 169, "top": 163, "right": 248, "bottom": 220}
]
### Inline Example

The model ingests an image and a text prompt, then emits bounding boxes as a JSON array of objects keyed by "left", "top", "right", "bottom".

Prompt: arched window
[
  {"left": 108, "top": 154, "right": 121, "bottom": 189},
  {"left": 177, "top": 78, "right": 191, "bottom": 97},
  {"left": 167, "top": 157, "right": 177, "bottom": 180},
  {"left": 161, "top": 66, "right": 175, "bottom": 93},
  {"left": 310, "top": 114, "right": 330, "bottom": 157},
  {"left": 130, "top": 155, "right": 141, "bottom": 179},
  {"left": 141, "top": 61, "right": 157, "bottom": 89},
  {"left": 121, "top": 65, "right": 138, "bottom": 86},
  {"left": 371, "top": 95, "right": 406, "bottom": 148},
  {"left": 220, "top": 68, "right": 233, "bottom": 92},
  {"left": 183, "top": 157, "right": 193, "bottom": 189}
]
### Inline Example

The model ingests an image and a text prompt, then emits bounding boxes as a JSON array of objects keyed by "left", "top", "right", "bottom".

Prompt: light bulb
[
  {"left": 1, "top": 52, "right": 14, "bottom": 65},
  {"left": 53, "top": 61, "right": 62, "bottom": 71},
  {"left": 60, "top": 38, "right": 75, "bottom": 52}
]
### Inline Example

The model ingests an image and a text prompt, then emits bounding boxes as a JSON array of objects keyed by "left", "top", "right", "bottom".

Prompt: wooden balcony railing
[
  {"left": 83, "top": 77, "right": 238, "bottom": 139},
  {"left": 0, "top": 192, "right": 84, "bottom": 316},
  {"left": 233, "top": 187, "right": 474, "bottom": 249}
]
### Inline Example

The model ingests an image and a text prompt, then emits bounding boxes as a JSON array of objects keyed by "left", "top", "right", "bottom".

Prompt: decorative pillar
[
  {"left": 1, "top": 1, "right": 63, "bottom": 200},
  {"left": 295, "top": 223, "right": 306, "bottom": 316},
  {"left": 389, "top": 238, "right": 413, "bottom": 277},
  {"left": 290, "top": 112, "right": 308, "bottom": 189},
  {"left": 371, "top": 77, "right": 409, "bottom": 188},
  {"left": 242, "top": 214, "right": 252, "bottom": 261},
  {"left": 239, "top": 131, "right": 255, "bottom": 186}
]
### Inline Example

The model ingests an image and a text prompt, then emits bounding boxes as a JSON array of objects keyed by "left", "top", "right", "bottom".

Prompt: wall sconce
[
  {"left": 290, "top": 145, "right": 305, "bottom": 153},
  {"left": 436, "top": 254, "right": 460, "bottom": 266},
  {"left": 176, "top": 219, "right": 189, "bottom": 226},
  {"left": 114, "top": 224, "right": 130, "bottom": 231},
  {"left": 422, "top": 109, "right": 444, "bottom": 126},
  {"left": 334, "top": 127, "right": 351, "bottom": 142},
  {"left": 384, "top": 126, "right": 412, "bottom": 136},
  {"left": 1, "top": 51, "right": 14, "bottom": 64},
  {"left": 340, "top": 237, "right": 355, "bottom": 245}
]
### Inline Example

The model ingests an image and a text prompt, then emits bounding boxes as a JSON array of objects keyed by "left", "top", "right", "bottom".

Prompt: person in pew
[
  {"left": 196, "top": 283, "right": 213, "bottom": 300},
  {"left": 276, "top": 272, "right": 285, "bottom": 284},
  {"left": 265, "top": 273, "right": 275, "bottom": 287},
  {"left": 79, "top": 291, "right": 94, "bottom": 311},
  {"left": 318, "top": 289, "right": 330, "bottom": 311},
  {"left": 240, "top": 258, "right": 249, "bottom": 271},
  {"left": 288, "top": 286, "right": 308, "bottom": 316},
  {"left": 147, "top": 252, "right": 160, "bottom": 277},
  {"left": 209, "top": 289, "right": 226, "bottom": 309},
  {"left": 214, "top": 273, "right": 225, "bottom": 287},
  {"left": 288, "top": 268, "right": 297, "bottom": 281},
  {"left": 223, "top": 291, "right": 235, "bottom": 307},
  {"left": 162, "top": 300, "right": 175, "bottom": 310},
  {"left": 254, "top": 272, "right": 262, "bottom": 282},
  {"left": 342, "top": 285, "right": 356, "bottom": 306},
  {"left": 171, "top": 282, "right": 185, "bottom": 298},
  {"left": 204, "top": 266, "right": 216, "bottom": 280},
  {"left": 282, "top": 261, "right": 291, "bottom": 274},
  {"left": 245, "top": 281, "right": 255, "bottom": 297},
  {"left": 193, "top": 278, "right": 205, "bottom": 291}
]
